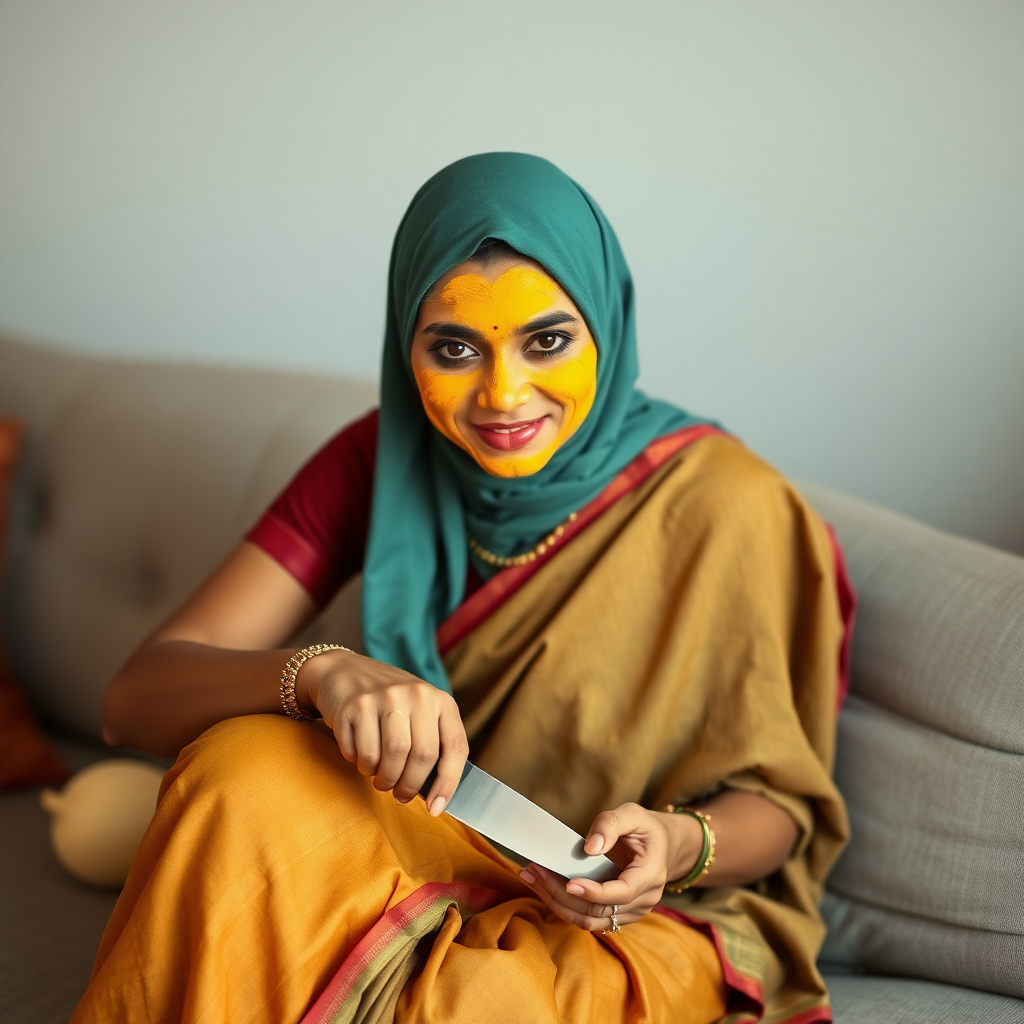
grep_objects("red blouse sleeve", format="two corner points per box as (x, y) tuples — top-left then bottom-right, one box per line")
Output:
(245, 409), (378, 606)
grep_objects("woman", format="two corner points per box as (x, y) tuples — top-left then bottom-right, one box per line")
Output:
(75, 153), (852, 1024)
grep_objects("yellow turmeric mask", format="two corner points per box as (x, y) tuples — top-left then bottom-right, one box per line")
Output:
(410, 258), (598, 477)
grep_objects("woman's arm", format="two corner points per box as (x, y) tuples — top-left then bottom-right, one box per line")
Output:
(661, 788), (800, 888)
(101, 541), (469, 812)
(101, 542), (318, 757)
(521, 789), (799, 932)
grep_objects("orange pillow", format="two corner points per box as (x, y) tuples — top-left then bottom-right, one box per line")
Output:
(0, 418), (68, 788)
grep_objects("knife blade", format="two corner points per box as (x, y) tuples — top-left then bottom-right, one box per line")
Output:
(420, 762), (619, 882)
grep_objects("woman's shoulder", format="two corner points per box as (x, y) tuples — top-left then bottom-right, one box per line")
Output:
(245, 408), (380, 605)
(316, 407), (379, 467)
(264, 406), (380, 524)
(656, 431), (821, 536)
(658, 429), (790, 497)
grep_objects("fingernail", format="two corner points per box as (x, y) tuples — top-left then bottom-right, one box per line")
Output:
(567, 883), (585, 896)
(429, 796), (446, 817)
(586, 834), (605, 854)
(520, 869), (536, 884)
(394, 795), (411, 805)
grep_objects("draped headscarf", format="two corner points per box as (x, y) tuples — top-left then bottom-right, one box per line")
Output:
(362, 153), (710, 691)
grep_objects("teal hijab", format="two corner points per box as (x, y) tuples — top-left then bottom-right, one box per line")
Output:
(362, 153), (710, 692)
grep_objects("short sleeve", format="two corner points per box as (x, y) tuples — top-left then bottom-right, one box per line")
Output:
(245, 409), (378, 605)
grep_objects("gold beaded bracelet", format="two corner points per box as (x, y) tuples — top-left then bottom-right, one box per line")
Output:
(660, 806), (716, 893)
(279, 644), (349, 722)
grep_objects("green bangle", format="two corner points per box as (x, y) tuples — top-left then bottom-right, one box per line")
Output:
(660, 806), (716, 893)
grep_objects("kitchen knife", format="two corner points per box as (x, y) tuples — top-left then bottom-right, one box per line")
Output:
(420, 762), (619, 882)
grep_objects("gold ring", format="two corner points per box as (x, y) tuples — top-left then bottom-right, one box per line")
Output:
(602, 905), (621, 934)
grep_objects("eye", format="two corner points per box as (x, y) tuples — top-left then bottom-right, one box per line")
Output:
(430, 340), (480, 367)
(526, 332), (573, 357)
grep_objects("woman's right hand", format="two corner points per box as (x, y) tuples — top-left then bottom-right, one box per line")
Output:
(297, 648), (470, 816)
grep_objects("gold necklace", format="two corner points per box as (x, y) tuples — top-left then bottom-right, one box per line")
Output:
(467, 511), (578, 569)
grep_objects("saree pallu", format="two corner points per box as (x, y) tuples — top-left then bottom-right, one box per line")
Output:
(72, 432), (848, 1024)
(441, 432), (850, 1024)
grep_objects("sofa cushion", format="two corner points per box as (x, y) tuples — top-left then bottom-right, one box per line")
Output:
(823, 973), (1024, 1024)
(0, 336), (375, 740)
(802, 483), (1024, 999)
(804, 485), (1024, 753)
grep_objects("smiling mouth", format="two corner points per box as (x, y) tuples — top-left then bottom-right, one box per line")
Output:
(471, 417), (548, 452)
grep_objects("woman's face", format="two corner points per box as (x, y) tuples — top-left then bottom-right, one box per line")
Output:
(410, 256), (598, 478)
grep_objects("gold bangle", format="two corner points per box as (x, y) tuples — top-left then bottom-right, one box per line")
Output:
(279, 644), (349, 722)
(661, 806), (716, 893)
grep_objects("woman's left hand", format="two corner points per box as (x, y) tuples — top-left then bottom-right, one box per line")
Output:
(519, 802), (689, 933)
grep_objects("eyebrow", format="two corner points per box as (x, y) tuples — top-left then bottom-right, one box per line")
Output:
(420, 322), (486, 341)
(519, 311), (579, 334)
(421, 311), (579, 341)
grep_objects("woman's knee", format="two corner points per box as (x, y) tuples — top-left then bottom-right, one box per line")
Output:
(164, 714), (340, 804)
(154, 714), (391, 864)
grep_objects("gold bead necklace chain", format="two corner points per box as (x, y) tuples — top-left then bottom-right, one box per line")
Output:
(467, 511), (578, 569)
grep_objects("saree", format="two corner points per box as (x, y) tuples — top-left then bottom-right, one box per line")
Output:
(72, 428), (849, 1024)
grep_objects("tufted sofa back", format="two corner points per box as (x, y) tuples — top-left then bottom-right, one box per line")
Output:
(801, 481), (1024, 1000)
(0, 335), (375, 738)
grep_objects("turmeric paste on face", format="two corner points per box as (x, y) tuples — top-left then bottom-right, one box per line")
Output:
(414, 266), (597, 477)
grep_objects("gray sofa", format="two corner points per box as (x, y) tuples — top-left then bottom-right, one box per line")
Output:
(1, 335), (1021, 1023)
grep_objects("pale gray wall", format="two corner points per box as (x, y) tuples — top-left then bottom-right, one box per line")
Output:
(2, 1), (1023, 553)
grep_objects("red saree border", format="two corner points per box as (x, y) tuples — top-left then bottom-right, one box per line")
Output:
(303, 882), (832, 1024)
(436, 424), (726, 656)
(652, 908), (832, 1024)
(300, 881), (498, 1024)
(780, 1008), (834, 1024)
(825, 524), (856, 713)
(652, 906), (766, 1019)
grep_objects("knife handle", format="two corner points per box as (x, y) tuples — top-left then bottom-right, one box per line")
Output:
(418, 761), (473, 801)
(418, 766), (438, 800)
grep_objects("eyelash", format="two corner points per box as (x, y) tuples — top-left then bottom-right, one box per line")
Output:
(529, 332), (574, 358)
(429, 332), (574, 369)
(430, 342), (478, 369)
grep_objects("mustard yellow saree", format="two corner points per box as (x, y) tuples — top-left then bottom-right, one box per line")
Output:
(73, 429), (850, 1024)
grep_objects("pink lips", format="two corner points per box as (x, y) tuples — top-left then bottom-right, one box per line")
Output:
(472, 417), (547, 451)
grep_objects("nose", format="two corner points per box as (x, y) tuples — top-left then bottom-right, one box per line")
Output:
(478, 353), (531, 412)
